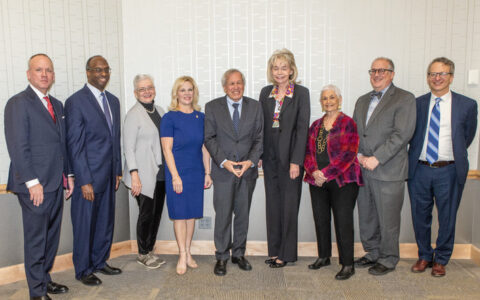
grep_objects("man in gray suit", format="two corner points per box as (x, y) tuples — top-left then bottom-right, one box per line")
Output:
(204, 69), (263, 276)
(352, 57), (416, 275)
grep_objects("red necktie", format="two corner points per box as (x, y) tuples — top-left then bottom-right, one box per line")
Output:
(43, 96), (56, 123)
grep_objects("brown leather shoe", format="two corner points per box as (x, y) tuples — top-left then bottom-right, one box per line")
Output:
(431, 262), (446, 277)
(411, 259), (432, 273)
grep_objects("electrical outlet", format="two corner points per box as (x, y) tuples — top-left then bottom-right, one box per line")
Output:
(198, 216), (212, 229)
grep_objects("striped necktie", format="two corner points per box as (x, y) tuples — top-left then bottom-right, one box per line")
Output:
(100, 92), (113, 135)
(426, 97), (441, 164)
(43, 96), (56, 123)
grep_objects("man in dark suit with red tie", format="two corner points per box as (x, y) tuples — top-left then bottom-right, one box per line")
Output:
(408, 57), (477, 277)
(65, 56), (122, 286)
(4, 53), (73, 300)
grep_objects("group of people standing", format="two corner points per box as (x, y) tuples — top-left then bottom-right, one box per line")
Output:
(4, 49), (477, 300)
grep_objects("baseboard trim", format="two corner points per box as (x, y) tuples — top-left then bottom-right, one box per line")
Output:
(0, 240), (475, 286)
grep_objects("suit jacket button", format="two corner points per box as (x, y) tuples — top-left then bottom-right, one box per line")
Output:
(363, 134), (367, 137)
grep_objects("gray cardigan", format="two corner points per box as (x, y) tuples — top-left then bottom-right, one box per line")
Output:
(122, 102), (165, 198)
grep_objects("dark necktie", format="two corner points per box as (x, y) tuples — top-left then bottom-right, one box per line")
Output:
(101, 92), (113, 135)
(371, 91), (382, 99)
(232, 103), (240, 134)
(43, 96), (56, 123)
(426, 97), (441, 164)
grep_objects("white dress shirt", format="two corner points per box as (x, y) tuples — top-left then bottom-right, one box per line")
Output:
(419, 90), (454, 161)
(86, 83), (113, 124)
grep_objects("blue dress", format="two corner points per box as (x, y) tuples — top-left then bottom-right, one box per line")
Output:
(160, 110), (205, 219)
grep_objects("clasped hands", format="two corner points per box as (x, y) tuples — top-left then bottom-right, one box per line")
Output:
(358, 155), (379, 171)
(312, 170), (327, 187)
(223, 160), (253, 178)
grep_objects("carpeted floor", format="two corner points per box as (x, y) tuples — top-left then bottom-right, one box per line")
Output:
(2, 255), (480, 299)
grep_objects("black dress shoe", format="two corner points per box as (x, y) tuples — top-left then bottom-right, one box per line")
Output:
(335, 265), (355, 280)
(79, 273), (102, 286)
(232, 256), (252, 271)
(269, 260), (287, 268)
(214, 260), (227, 276)
(265, 257), (276, 265)
(31, 295), (51, 300)
(308, 257), (331, 270)
(96, 263), (122, 275)
(47, 281), (69, 294)
(354, 256), (376, 268)
(368, 263), (395, 275)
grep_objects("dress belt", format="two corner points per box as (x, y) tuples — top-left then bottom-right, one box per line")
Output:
(418, 160), (455, 168)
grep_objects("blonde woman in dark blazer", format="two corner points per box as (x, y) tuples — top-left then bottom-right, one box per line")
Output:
(123, 74), (166, 269)
(259, 49), (311, 267)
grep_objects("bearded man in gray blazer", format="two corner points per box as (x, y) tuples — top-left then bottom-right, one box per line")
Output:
(204, 69), (263, 276)
(352, 57), (416, 275)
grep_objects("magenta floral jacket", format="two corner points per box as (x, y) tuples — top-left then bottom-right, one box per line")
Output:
(304, 112), (363, 187)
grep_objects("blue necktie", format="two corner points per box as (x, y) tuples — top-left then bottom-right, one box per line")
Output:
(101, 92), (113, 135)
(426, 97), (441, 164)
(232, 103), (240, 134)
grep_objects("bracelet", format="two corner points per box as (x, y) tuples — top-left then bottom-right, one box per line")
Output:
(205, 173), (211, 175)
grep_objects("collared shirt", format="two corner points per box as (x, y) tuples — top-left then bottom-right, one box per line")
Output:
(269, 83), (295, 128)
(86, 83), (113, 124)
(366, 84), (391, 124)
(419, 90), (454, 161)
(226, 96), (243, 119)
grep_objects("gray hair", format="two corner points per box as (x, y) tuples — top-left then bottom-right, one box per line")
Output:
(321, 84), (342, 99)
(428, 57), (455, 75)
(373, 57), (395, 71)
(221, 69), (245, 87)
(133, 74), (155, 90)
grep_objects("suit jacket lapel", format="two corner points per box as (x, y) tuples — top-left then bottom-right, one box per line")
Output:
(366, 85), (395, 129)
(451, 92), (459, 141)
(238, 98), (250, 136)
(26, 86), (58, 132)
(418, 93), (431, 142)
(220, 97), (237, 137)
(84, 85), (111, 134)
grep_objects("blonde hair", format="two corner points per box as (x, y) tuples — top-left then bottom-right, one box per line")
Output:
(266, 48), (299, 85)
(168, 76), (201, 111)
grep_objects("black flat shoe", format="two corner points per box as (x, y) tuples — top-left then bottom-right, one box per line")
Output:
(269, 260), (287, 268)
(308, 257), (331, 270)
(354, 256), (376, 268)
(79, 273), (102, 286)
(96, 263), (122, 275)
(232, 256), (252, 271)
(335, 265), (355, 280)
(47, 281), (69, 294)
(265, 257), (277, 265)
(214, 260), (227, 276)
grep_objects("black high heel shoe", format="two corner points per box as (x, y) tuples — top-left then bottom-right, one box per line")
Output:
(335, 265), (355, 280)
(265, 257), (277, 265)
(308, 257), (331, 270)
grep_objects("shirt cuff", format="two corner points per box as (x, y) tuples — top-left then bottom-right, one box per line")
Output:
(220, 159), (227, 168)
(25, 178), (40, 188)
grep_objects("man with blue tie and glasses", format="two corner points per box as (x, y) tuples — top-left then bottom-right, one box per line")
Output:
(65, 56), (123, 286)
(408, 57), (477, 277)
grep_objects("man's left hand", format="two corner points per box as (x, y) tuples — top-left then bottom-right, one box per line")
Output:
(115, 176), (121, 191)
(65, 177), (75, 200)
(289, 163), (300, 179)
(236, 160), (254, 177)
(364, 156), (379, 171)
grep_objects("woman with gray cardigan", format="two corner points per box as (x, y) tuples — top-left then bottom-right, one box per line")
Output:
(123, 74), (166, 269)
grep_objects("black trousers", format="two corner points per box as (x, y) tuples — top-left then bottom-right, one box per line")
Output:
(309, 181), (358, 266)
(136, 181), (165, 255)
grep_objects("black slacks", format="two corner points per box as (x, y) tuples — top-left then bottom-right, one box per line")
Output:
(309, 181), (358, 266)
(136, 180), (165, 255)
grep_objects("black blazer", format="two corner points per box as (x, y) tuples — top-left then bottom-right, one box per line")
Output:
(259, 84), (310, 168)
(5, 86), (69, 193)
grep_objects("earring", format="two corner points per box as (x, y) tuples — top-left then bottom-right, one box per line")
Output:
(338, 104), (342, 110)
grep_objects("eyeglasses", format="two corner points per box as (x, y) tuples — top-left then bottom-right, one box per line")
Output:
(368, 68), (393, 75)
(427, 72), (452, 78)
(136, 86), (155, 93)
(87, 67), (112, 74)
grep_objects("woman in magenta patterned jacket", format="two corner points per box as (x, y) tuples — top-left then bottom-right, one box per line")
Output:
(304, 84), (363, 280)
